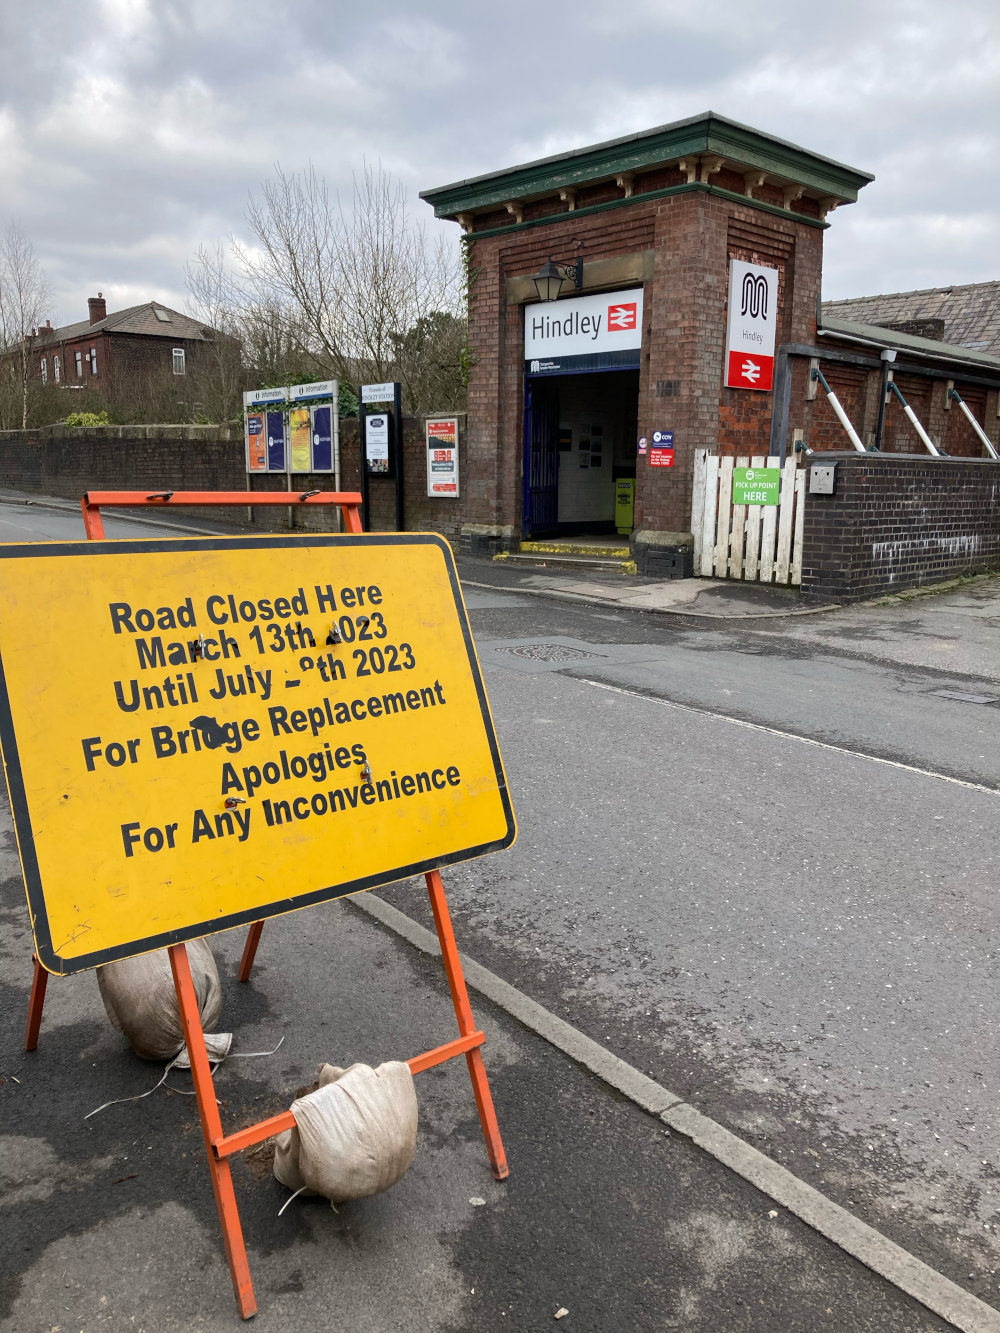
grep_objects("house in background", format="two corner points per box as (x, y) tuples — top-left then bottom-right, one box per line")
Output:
(32, 293), (222, 404)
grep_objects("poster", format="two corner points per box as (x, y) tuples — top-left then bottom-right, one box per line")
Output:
(265, 410), (286, 472)
(426, 417), (460, 497)
(366, 413), (390, 475)
(246, 413), (266, 472)
(311, 404), (333, 472)
(289, 406), (311, 472)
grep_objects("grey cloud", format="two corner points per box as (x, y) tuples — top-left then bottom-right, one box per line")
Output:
(0, 0), (996, 321)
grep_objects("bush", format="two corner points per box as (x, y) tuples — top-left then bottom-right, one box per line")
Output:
(65, 410), (110, 427)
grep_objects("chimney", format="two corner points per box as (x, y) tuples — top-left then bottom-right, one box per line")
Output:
(88, 292), (107, 325)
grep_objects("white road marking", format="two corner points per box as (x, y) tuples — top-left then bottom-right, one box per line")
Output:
(578, 676), (1000, 796)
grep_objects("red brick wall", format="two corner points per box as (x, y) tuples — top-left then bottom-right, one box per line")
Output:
(466, 191), (825, 539)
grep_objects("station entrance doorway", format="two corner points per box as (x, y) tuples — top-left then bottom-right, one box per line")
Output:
(523, 368), (639, 539)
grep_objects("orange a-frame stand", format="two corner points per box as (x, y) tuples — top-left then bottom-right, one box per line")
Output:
(22, 489), (509, 1321)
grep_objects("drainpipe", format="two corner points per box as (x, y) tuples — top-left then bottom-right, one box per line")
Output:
(810, 368), (867, 452)
(948, 387), (999, 459)
(873, 348), (895, 452)
(887, 380), (941, 456)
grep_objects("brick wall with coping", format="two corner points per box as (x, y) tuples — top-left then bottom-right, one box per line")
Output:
(0, 418), (466, 538)
(801, 451), (1000, 602)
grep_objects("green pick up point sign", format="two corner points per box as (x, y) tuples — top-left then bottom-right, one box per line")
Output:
(732, 467), (780, 506)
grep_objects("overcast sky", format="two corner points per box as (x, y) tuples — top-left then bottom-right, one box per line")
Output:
(1, 0), (997, 326)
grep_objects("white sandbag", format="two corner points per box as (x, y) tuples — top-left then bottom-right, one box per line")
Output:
(97, 938), (222, 1061)
(274, 1061), (418, 1203)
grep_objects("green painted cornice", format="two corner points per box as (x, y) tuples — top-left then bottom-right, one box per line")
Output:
(458, 180), (829, 243)
(421, 111), (873, 220)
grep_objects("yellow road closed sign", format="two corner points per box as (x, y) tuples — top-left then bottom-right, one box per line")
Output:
(0, 534), (516, 974)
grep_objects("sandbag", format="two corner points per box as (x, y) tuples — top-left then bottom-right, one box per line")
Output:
(274, 1061), (418, 1203)
(97, 938), (222, 1061)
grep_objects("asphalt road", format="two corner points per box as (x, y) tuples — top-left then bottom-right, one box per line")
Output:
(1, 501), (997, 1329)
(382, 571), (1000, 1301)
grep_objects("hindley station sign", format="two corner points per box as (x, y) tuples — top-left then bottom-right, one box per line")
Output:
(525, 287), (643, 375)
(0, 535), (515, 974)
(724, 260), (779, 392)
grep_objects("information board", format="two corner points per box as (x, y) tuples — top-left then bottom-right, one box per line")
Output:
(732, 466), (780, 505)
(0, 535), (516, 974)
(426, 417), (459, 496)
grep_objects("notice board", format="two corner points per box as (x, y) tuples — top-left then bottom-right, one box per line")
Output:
(0, 534), (515, 974)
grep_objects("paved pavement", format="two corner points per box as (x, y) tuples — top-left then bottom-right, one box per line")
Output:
(2, 499), (999, 1330)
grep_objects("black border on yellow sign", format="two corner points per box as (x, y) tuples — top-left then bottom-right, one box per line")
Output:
(0, 533), (516, 975)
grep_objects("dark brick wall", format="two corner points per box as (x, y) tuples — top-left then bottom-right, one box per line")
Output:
(0, 417), (465, 538)
(801, 452), (1000, 602)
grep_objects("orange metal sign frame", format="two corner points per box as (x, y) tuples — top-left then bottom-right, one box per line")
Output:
(21, 489), (509, 1322)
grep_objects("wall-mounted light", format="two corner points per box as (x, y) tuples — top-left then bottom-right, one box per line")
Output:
(531, 257), (584, 303)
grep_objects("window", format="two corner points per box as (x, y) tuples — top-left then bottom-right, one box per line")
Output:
(75, 351), (83, 377)
(40, 358), (47, 384)
(153, 306), (172, 323)
(89, 346), (98, 375)
(53, 356), (61, 383)
(172, 347), (186, 375)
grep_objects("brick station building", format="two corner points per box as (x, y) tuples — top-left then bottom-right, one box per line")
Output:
(421, 112), (1000, 575)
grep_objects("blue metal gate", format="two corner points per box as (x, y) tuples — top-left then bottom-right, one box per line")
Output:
(522, 377), (560, 537)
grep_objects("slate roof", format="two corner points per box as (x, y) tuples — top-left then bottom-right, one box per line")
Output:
(822, 282), (1000, 359)
(38, 302), (214, 344)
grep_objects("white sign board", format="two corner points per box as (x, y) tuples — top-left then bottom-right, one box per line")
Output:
(289, 379), (337, 401)
(243, 387), (287, 407)
(725, 260), (779, 391)
(426, 417), (459, 497)
(365, 412), (390, 474)
(361, 382), (396, 404)
(524, 288), (643, 372)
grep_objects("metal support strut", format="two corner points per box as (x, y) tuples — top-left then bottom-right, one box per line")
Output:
(948, 388), (999, 460)
(887, 381), (942, 456)
(810, 369), (867, 452)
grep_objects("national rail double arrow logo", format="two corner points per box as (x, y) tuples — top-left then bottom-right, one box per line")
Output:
(741, 358), (761, 384)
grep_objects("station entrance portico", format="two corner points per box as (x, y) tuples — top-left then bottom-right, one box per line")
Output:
(421, 111), (876, 572)
(524, 368), (639, 538)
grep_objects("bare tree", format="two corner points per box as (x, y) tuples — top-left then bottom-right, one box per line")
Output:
(0, 222), (52, 429)
(233, 162), (463, 410)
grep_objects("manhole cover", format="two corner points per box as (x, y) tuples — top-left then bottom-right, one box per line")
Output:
(931, 689), (1000, 705)
(494, 643), (603, 662)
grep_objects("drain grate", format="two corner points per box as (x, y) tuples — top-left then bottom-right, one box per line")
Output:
(494, 642), (603, 662)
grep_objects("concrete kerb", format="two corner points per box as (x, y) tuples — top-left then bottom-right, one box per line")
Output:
(461, 577), (842, 621)
(353, 890), (1000, 1333)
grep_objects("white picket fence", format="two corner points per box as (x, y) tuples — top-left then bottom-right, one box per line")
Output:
(691, 451), (805, 585)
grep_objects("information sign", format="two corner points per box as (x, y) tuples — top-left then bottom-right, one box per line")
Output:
(365, 413), (390, 474)
(244, 389), (288, 474)
(0, 535), (516, 974)
(732, 466), (780, 505)
(648, 429), (675, 468)
(426, 417), (459, 496)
